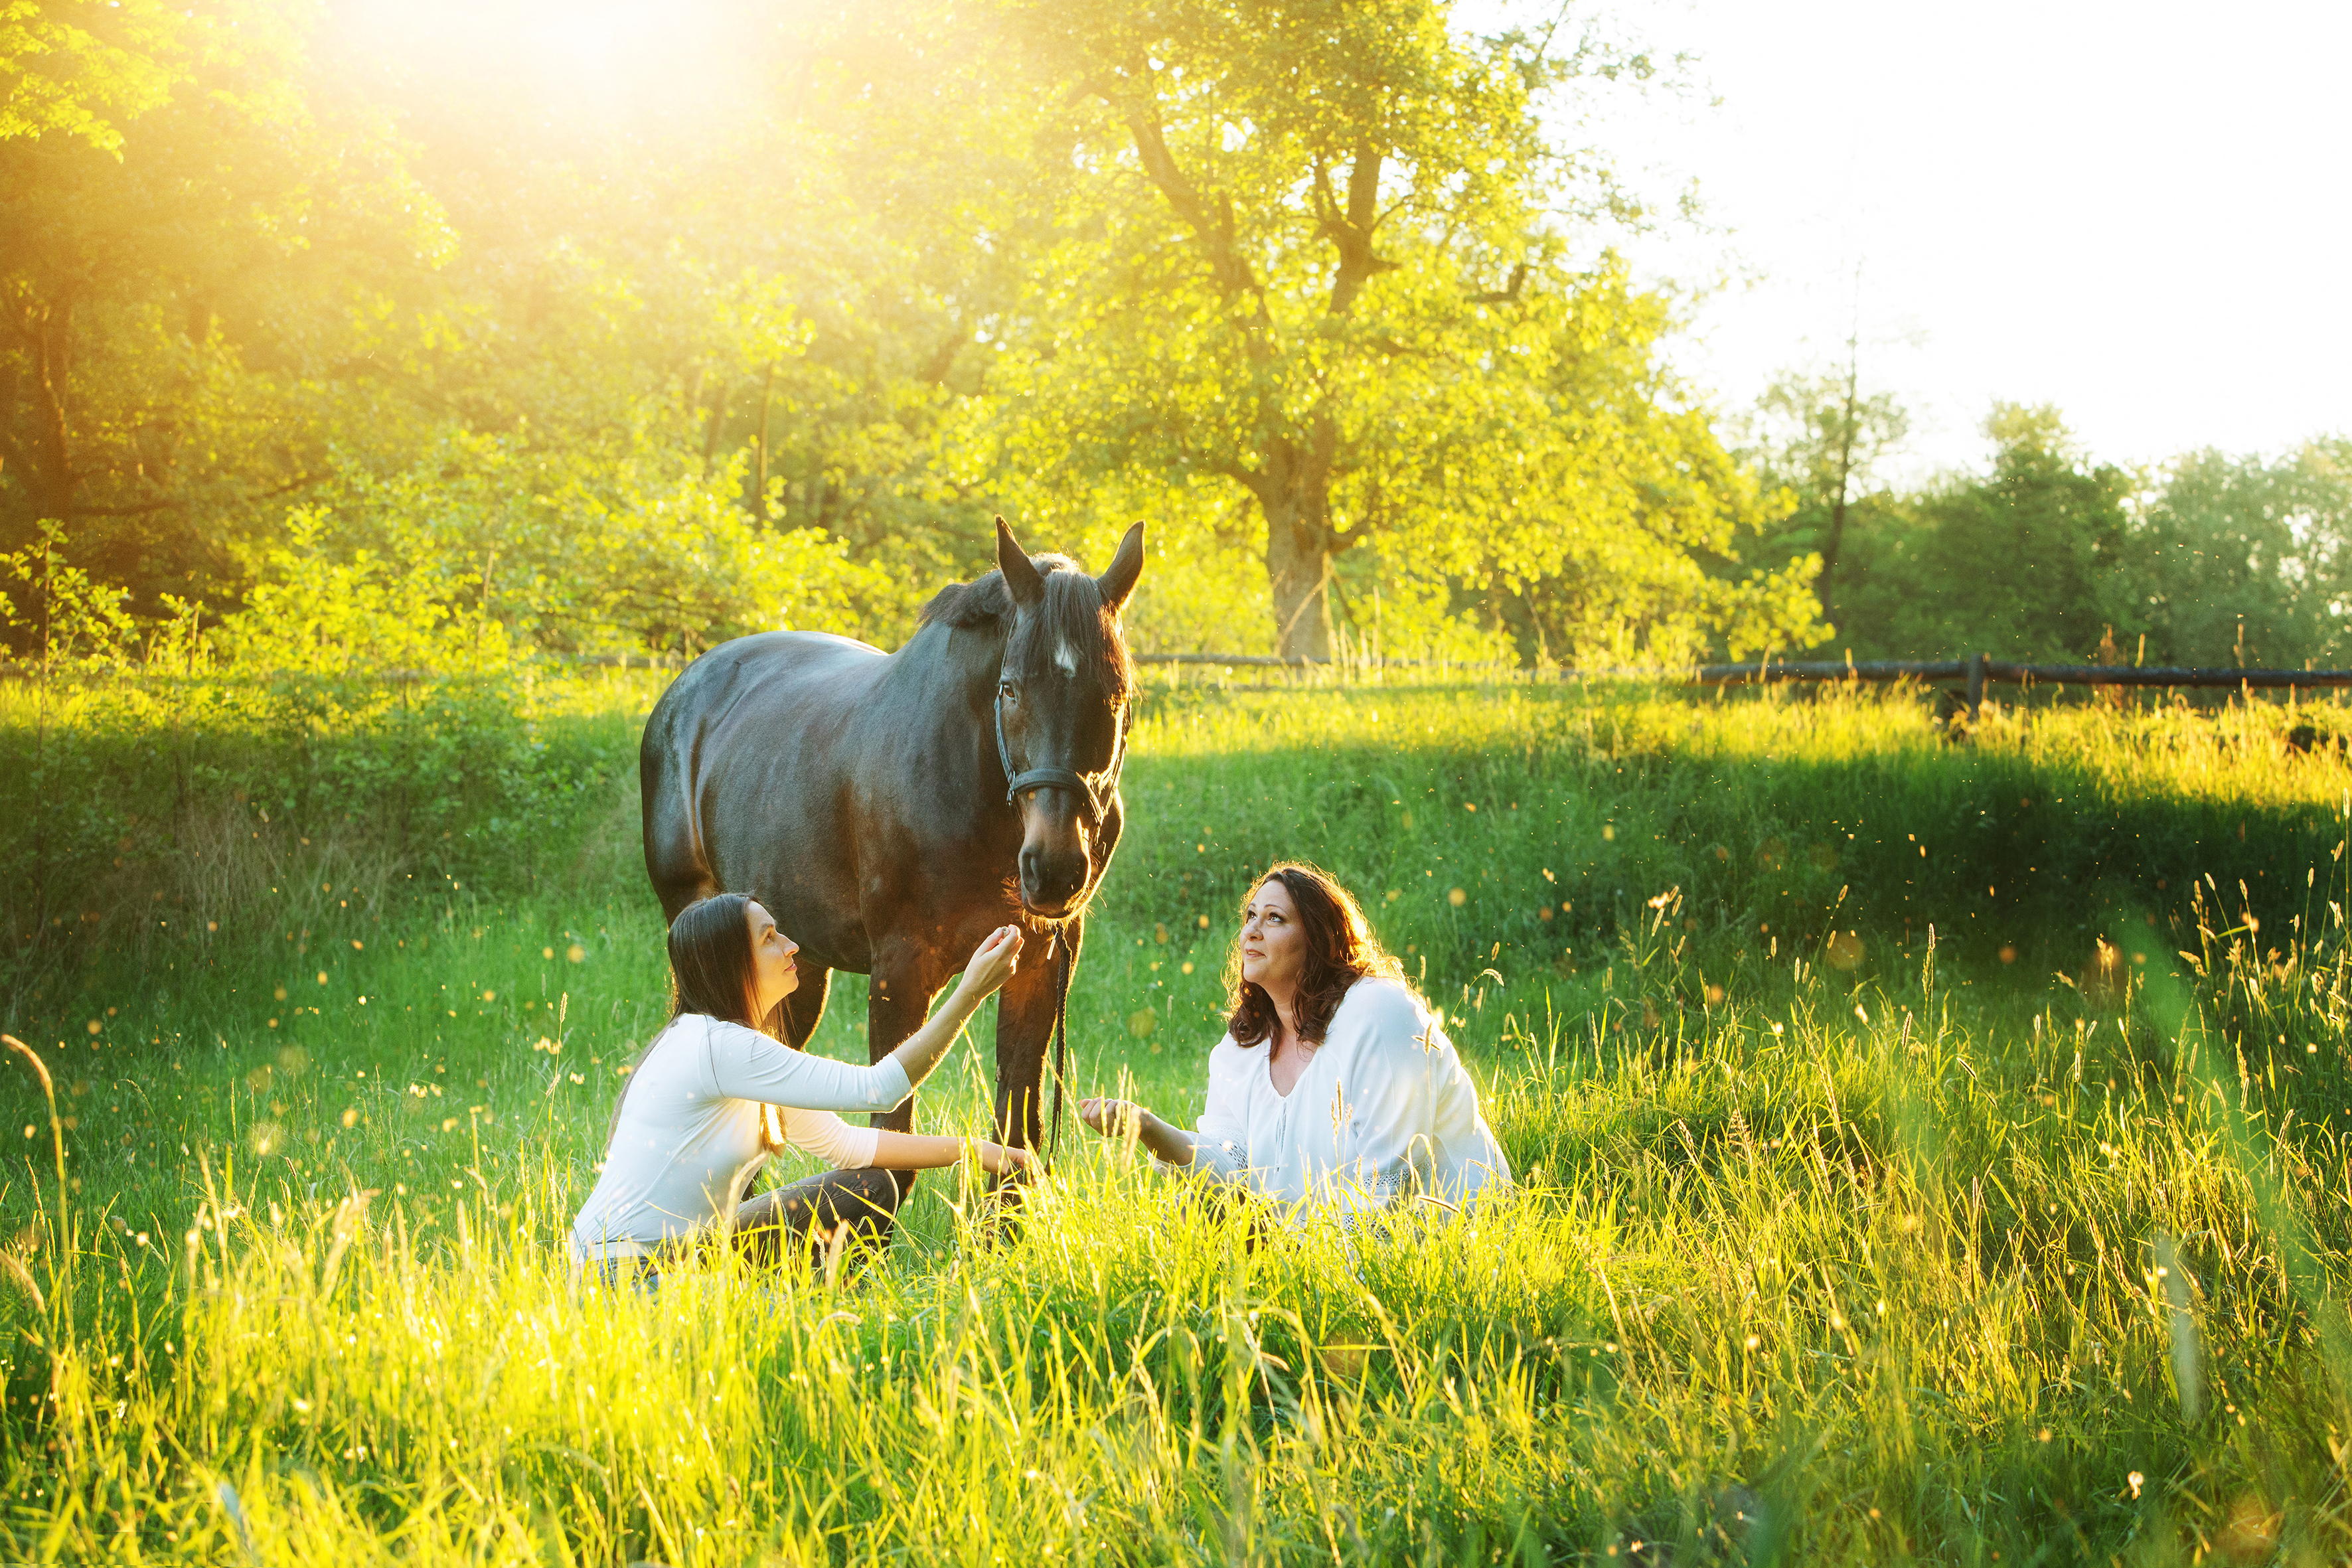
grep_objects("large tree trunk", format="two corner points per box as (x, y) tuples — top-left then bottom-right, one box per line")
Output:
(1262, 490), (1333, 663)
(1249, 430), (1338, 661)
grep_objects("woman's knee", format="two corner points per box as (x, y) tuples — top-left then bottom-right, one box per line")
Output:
(734, 1169), (904, 1265)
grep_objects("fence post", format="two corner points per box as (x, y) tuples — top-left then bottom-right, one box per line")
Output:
(1966, 651), (1986, 719)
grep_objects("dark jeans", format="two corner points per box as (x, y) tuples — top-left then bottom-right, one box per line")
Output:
(583, 1168), (907, 1293)
(732, 1165), (907, 1271)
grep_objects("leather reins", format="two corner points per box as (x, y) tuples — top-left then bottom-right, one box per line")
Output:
(992, 674), (1126, 1164)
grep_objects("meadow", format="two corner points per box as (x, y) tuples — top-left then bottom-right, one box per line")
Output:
(4, 672), (2352, 1564)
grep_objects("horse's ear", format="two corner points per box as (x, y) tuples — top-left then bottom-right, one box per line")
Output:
(996, 516), (1045, 608)
(1097, 522), (1145, 616)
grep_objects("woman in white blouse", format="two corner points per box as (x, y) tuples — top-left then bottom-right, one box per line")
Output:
(572, 892), (1030, 1281)
(1077, 863), (1510, 1223)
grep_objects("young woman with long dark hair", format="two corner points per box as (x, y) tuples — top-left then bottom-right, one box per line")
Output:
(1077, 862), (1509, 1221)
(572, 892), (1028, 1278)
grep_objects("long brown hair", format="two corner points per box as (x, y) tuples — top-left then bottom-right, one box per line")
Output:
(604, 892), (778, 1156)
(665, 892), (771, 1036)
(1223, 863), (1403, 1048)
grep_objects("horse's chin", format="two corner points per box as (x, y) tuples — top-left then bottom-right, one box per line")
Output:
(1017, 886), (1095, 927)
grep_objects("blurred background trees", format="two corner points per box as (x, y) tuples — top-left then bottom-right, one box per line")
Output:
(1, 0), (2343, 671)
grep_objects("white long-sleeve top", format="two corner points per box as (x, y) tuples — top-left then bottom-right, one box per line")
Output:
(1160, 977), (1511, 1221)
(572, 1013), (912, 1260)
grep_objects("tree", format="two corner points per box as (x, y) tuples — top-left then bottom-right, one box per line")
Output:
(1835, 404), (2132, 661)
(1741, 356), (1909, 633)
(2125, 439), (2352, 667)
(296, 0), (1031, 648)
(0, 0), (449, 611)
(982, 0), (1817, 662)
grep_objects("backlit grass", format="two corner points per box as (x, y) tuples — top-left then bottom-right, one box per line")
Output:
(4, 675), (2352, 1563)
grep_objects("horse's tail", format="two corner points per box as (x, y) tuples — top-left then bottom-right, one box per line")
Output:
(640, 680), (718, 923)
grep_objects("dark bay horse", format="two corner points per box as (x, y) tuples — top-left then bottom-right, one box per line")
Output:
(639, 517), (1143, 1244)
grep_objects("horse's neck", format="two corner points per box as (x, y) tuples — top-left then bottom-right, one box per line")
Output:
(874, 621), (1000, 735)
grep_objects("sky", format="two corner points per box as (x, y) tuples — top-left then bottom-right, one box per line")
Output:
(1568, 0), (2352, 481)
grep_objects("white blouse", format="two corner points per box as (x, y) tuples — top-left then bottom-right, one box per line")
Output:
(572, 1014), (912, 1260)
(1162, 977), (1511, 1221)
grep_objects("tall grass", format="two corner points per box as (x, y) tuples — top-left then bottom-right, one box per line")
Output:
(3, 676), (2351, 1562)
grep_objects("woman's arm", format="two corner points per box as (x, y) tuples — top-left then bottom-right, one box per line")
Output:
(709, 928), (1025, 1113)
(868, 1130), (1032, 1177)
(768, 1105), (1031, 1177)
(1077, 1098), (1196, 1165)
(883, 925), (1024, 1092)
(1080, 1040), (1249, 1176)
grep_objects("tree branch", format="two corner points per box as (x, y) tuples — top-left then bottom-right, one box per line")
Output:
(1319, 146), (1396, 317)
(1468, 262), (1529, 305)
(1111, 76), (1263, 308)
(72, 471), (326, 519)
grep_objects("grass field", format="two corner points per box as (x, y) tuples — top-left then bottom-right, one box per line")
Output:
(5, 675), (2352, 1563)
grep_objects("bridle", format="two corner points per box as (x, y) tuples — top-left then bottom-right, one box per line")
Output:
(992, 672), (1127, 824)
(990, 663), (1128, 1166)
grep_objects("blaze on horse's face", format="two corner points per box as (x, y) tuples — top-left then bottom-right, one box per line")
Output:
(993, 518), (1143, 917)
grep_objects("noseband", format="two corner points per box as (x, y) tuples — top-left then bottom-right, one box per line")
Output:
(994, 676), (1126, 824)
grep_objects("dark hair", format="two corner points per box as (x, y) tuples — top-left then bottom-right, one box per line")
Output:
(603, 892), (775, 1158)
(919, 556), (1135, 700)
(1223, 863), (1404, 1048)
(666, 892), (771, 1036)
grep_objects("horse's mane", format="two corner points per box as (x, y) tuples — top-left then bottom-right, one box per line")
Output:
(919, 557), (1134, 700)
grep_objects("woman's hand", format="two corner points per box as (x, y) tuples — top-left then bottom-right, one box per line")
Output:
(958, 925), (1024, 1000)
(975, 1141), (1033, 1178)
(1079, 1097), (1193, 1165)
(1077, 1097), (1138, 1139)
(887, 926), (1026, 1092)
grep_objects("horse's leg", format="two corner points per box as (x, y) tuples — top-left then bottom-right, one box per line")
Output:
(738, 944), (943, 1265)
(861, 942), (951, 1207)
(992, 917), (1083, 1160)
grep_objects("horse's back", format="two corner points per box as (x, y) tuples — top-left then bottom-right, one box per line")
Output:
(640, 632), (890, 918)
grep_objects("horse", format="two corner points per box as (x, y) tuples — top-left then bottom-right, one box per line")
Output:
(639, 516), (1144, 1247)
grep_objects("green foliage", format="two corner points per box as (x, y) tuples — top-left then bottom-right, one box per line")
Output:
(0, 0), (454, 601)
(0, 519), (139, 667)
(2124, 438), (2352, 668)
(0, 0), (185, 152)
(1834, 404), (2136, 661)
(0, 666), (653, 983)
(1745, 390), (2352, 667)
(6, 678), (2352, 1560)
(1736, 364), (1910, 635)
(977, 0), (1820, 663)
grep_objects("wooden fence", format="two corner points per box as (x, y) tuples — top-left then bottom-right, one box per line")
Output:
(1133, 651), (2352, 716)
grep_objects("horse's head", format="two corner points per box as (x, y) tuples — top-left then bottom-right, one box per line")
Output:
(923, 516), (1144, 919)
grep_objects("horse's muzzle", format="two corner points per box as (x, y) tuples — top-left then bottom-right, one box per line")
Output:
(1018, 840), (1091, 916)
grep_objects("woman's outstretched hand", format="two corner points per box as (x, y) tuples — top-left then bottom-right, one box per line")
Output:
(975, 1141), (1034, 1178)
(959, 925), (1024, 999)
(1079, 1097), (1194, 1166)
(887, 927), (1026, 1093)
(1077, 1097), (1138, 1139)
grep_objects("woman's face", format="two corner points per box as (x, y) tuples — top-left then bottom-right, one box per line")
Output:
(745, 900), (801, 1011)
(1239, 879), (1306, 1002)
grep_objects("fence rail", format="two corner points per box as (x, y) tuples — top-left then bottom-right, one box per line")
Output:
(1136, 650), (2352, 714)
(12, 650), (2347, 716)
